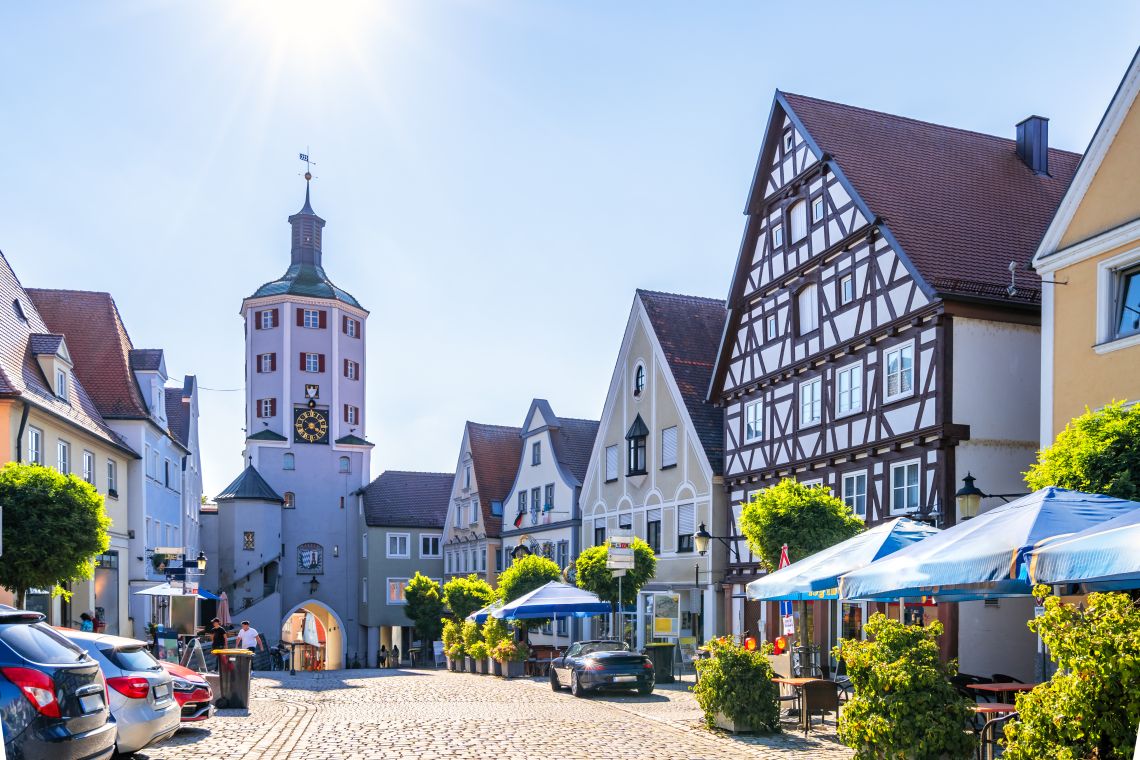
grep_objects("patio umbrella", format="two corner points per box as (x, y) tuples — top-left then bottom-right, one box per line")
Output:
(134, 582), (213, 599)
(493, 581), (611, 649)
(746, 518), (938, 601)
(838, 487), (1140, 601)
(217, 591), (231, 626)
(1027, 506), (1140, 588)
(467, 600), (504, 624)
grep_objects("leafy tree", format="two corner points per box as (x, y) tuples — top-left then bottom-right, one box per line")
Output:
(441, 573), (494, 621)
(496, 554), (561, 603)
(692, 636), (781, 732)
(574, 538), (657, 618)
(1003, 586), (1140, 759)
(0, 463), (110, 608)
(403, 573), (445, 644)
(836, 614), (976, 759)
(1025, 401), (1140, 500)
(740, 478), (863, 571)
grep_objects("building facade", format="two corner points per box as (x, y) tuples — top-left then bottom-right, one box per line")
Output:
(709, 92), (1079, 680)
(1034, 50), (1140, 444)
(212, 183), (372, 670)
(579, 290), (727, 648)
(359, 470), (451, 666)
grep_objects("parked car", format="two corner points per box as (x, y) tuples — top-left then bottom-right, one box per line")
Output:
(159, 661), (214, 724)
(59, 630), (180, 755)
(548, 640), (655, 697)
(0, 608), (116, 759)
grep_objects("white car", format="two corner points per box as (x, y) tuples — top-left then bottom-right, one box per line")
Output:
(61, 630), (181, 755)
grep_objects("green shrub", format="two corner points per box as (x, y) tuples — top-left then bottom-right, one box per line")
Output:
(1025, 400), (1140, 499)
(441, 619), (464, 659)
(691, 636), (781, 733)
(836, 614), (976, 759)
(468, 641), (489, 660)
(575, 539), (657, 615)
(497, 554), (561, 602)
(739, 478), (863, 571)
(482, 617), (509, 651)
(1003, 586), (1140, 759)
(442, 574), (495, 621)
(460, 620), (482, 653)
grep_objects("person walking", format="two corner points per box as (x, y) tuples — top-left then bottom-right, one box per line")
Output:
(78, 612), (94, 632)
(390, 644), (400, 669)
(234, 621), (263, 654)
(379, 644), (388, 669)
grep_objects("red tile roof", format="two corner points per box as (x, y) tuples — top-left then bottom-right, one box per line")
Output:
(467, 422), (523, 536)
(26, 289), (150, 419)
(361, 470), (454, 529)
(780, 92), (1081, 303)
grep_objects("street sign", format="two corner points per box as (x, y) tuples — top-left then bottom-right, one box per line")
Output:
(607, 532), (634, 570)
(154, 546), (184, 556)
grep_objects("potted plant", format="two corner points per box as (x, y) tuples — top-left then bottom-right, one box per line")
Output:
(692, 636), (781, 734)
(482, 617), (509, 677)
(492, 639), (529, 679)
(461, 621), (482, 674)
(469, 641), (489, 674)
(441, 619), (461, 671)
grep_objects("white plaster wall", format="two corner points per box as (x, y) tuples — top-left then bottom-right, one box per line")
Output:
(957, 597), (1039, 683)
(952, 317), (1040, 443)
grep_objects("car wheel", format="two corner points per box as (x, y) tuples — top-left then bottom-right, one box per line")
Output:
(549, 669), (561, 691)
(637, 683), (653, 696)
(570, 670), (586, 698)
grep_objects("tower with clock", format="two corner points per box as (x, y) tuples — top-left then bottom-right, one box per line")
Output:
(215, 169), (372, 670)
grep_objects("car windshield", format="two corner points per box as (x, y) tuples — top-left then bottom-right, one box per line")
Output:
(579, 642), (627, 656)
(106, 646), (162, 672)
(0, 622), (87, 664)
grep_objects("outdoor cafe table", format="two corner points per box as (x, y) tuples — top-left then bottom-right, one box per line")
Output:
(772, 677), (828, 732)
(968, 682), (1038, 702)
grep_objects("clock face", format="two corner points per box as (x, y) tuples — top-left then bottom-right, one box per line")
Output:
(294, 408), (329, 444)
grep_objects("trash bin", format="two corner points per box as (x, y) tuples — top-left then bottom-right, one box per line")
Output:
(642, 643), (676, 684)
(213, 649), (254, 708)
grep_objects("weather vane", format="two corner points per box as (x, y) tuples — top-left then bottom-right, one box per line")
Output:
(299, 148), (317, 182)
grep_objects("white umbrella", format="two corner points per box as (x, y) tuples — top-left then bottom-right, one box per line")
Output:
(135, 582), (207, 598)
(217, 591), (231, 626)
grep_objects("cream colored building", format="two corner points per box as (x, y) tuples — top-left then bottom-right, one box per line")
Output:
(1035, 48), (1140, 444)
(579, 290), (728, 647)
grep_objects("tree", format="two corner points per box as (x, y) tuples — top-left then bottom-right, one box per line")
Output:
(574, 538), (657, 618)
(740, 478), (863, 571)
(0, 463), (110, 608)
(1003, 586), (1140, 759)
(496, 554), (561, 603)
(403, 573), (445, 644)
(441, 574), (494, 621)
(1025, 401), (1140, 500)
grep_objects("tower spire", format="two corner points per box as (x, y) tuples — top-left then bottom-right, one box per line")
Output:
(289, 150), (325, 267)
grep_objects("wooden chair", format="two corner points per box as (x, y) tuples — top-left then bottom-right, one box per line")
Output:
(979, 711), (1018, 760)
(800, 679), (841, 735)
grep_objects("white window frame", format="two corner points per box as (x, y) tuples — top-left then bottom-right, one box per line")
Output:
(812, 195), (825, 223)
(789, 200), (808, 242)
(420, 534), (442, 559)
(783, 130), (794, 152)
(106, 459), (117, 494)
(259, 310), (274, 329)
(799, 377), (821, 428)
(1095, 247), (1140, 352)
(345, 405), (358, 425)
(27, 427), (43, 465)
(604, 445), (618, 482)
(259, 353), (274, 373)
(469, 499), (478, 524)
(890, 460), (921, 515)
(82, 450), (95, 484)
(386, 578), (409, 605)
(797, 284), (819, 335)
(346, 318), (359, 338)
(836, 361), (864, 417)
(883, 341), (915, 403)
(386, 533), (410, 559)
(842, 471), (868, 521)
(304, 353), (320, 373)
(338, 456), (350, 473)
(346, 360), (358, 380)
(302, 309), (321, 329)
(765, 314), (777, 341)
(259, 398), (275, 418)
(55, 368), (68, 400)
(771, 222), (783, 249)
(660, 426), (678, 468)
(743, 399), (763, 443)
(57, 440), (70, 475)
(839, 274), (855, 305)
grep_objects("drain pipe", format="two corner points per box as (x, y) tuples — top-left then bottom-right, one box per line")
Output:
(14, 401), (29, 462)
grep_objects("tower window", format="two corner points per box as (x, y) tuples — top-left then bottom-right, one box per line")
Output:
(257, 309), (279, 330)
(302, 353), (324, 373)
(284, 491), (295, 509)
(257, 398), (277, 418)
(258, 353), (277, 373)
(344, 405), (360, 425)
(343, 317), (361, 337)
(339, 456), (350, 473)
(283, 453), (295, 470)
(344, 360), (359, 380)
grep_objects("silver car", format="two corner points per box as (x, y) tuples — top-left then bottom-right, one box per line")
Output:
(62, 630), (180, 755)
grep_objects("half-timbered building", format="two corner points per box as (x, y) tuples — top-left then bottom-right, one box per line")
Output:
(709, 92), (1080, 680)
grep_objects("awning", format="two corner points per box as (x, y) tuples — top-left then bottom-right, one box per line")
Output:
(134, 583), (214, 600)
(1027, 506), (1140, 588)
(746, 518), (938, 601)
(492, 581), (610, 620)
(838, 487), (1140, 601)
(466, 600), (504, 624)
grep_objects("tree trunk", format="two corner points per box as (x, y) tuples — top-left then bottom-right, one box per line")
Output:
(15, 588), (25, 609)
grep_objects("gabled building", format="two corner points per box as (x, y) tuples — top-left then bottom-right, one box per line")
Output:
(28, 288), (201, 640)
(1034, 49), (1140, 443)
(708, 92), (1079, 679)
(442, 422), (522, 586)
(579, 290), (727, 648)
(0, 253), (139, 634)
(358, 470), (452, 666)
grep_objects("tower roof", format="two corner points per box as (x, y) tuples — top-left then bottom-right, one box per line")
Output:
(216, 463), (284, 503)
(247, 183), (364, 310)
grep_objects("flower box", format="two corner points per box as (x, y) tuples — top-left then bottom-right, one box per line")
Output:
(491, 659), (503, 677)
(713, 711), (755, 734)
(474, 658), (487, 674)
(499, 660), (525, 678)
(465, 656), (475, 672)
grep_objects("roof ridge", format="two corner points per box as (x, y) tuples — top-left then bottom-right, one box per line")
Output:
(782, 91), (1082, 158)
(377, 470), (454, 477)
(636, 288), (725, 304)
(468, 422), (523, 432)
(558, 416), (600, 425)
(25, 287), (114, 297)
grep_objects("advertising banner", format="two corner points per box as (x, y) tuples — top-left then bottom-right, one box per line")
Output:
(652, 593), (680, 637)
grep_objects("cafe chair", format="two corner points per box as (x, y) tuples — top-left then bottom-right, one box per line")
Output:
(800, 679), (841, 735)
(978, 711), (1018, 760)
(990, 672), (1025, 684)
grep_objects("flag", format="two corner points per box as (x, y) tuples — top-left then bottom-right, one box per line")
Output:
(778, 544), (792, 618)
(513, 511), (524, 528)
(299, 153), (309, 162)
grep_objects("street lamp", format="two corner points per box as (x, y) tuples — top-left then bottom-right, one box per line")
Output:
(954, 473), (1027, 521)
(195, 551), (207, 572)
(309, 575), (320, 595)
(692, 523), (739, 562)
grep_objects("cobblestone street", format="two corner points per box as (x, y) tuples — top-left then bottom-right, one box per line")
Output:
(138, 668), (852, 759)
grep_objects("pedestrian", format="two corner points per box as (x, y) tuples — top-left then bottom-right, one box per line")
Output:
(390, 644), (399, 669)
(379, 644), (387, 668)
(235, 620), (263, 654)
(206, 617), (227, 652)
(79, 611), (94, 632)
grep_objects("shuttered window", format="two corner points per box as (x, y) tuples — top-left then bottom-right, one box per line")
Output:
(298, 308), (327, 329)
(256, 309), (278, 329)
(797, 284), (818, 334)
(661, 426), (678, 468)
(343, 316), (360, 337)
(789, 200), (808, 241)
(301, 353), (325, 373)
(344, 405), (359, 425)
(256, 398), (276, 418)
(258, 353), (276, 373)
(677, 504), (695, 553)
(604, 445), (618, 482)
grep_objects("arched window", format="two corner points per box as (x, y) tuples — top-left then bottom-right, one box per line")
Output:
(634, 365), (646, 396)
(339, 456), (350, 473)
(283, 453), (295, 470)
(284, 491), (295, 509)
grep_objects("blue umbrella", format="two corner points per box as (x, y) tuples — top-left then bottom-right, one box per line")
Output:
(466, 600), (503, 624)
(492, 581), (610, 620)
(1027, 507), (1140, 588)
(746, 518), (939, 601)
(839, 487), (1140, 601)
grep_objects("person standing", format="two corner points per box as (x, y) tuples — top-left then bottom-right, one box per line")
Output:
(234, 621), (263, 654)
(78, 612), (94, 632)
(379, 644), (388, 669)
(390, 644), (399, 669)
(206, 617), (227, 651)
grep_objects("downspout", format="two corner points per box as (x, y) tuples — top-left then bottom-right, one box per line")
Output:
(14, 401), (30, 462)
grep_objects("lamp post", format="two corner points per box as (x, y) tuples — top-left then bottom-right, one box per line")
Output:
(954, 473), (1028, 521)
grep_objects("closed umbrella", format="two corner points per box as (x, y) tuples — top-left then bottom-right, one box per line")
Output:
(217, 591), (231, 626)
(839, 487), (1140, 601)
(1028, 506), (1140, 588)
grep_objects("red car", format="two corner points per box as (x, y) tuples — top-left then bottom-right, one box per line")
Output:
(159, 662), (214, 723)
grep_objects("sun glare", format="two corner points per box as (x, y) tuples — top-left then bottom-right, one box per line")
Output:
(225, 0), (387, 65)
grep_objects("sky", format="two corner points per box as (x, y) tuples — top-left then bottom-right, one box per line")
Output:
(0, 2), (1138, 497)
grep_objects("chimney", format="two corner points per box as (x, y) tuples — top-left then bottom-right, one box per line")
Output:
(1016, 116), (1049, 175)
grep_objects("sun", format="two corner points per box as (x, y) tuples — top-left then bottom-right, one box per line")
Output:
(223, 0), (388, 66)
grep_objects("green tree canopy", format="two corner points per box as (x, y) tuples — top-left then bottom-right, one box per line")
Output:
(403, 573), (445, 644)
(574, 538), (656, 614)
(740, 478), (863, 571)
(441, 574), (494, 621)
(496, 554), (561, 603)
(0, 463), (111, 608)
(1025, 401), (1140, 500)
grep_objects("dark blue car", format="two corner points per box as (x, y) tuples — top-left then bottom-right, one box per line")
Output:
(549, 640), (654, 697)
(0, 609), (115, 760)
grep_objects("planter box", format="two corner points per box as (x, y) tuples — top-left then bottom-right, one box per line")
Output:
(474, 658), (487, 674)
(499, 660), (525, 678)
(446, 657), (455, 671)
(465, 657), (475, 672)
(713, 710), (755, 734)
(491, 659), (503, 677)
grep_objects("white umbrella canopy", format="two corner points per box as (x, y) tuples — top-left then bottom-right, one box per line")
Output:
(134, 582), (208, 598)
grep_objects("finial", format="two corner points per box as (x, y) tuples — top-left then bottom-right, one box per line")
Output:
(247, 454), (253, 467)
(299, 149), (317, 183)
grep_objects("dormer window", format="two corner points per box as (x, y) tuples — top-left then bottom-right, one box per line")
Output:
(625, 415), (649, 476)
(12, 299), (26, 322)
(634, 365), (646, 397)
(55, 369), (68, 401)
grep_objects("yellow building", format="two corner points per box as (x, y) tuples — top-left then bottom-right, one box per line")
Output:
(0, 252), (138, 632)
(1034, 49), (1140, 445)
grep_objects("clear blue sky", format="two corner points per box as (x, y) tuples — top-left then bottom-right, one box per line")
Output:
(1, 2), (1137, 496)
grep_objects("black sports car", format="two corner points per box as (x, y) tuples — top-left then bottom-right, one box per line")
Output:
(549, 640), (655, 697)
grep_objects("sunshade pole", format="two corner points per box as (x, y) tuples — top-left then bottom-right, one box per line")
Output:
(898, 597), (905, 622)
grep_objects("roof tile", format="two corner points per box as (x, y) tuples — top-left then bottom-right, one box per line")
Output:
(468, 422), (523, 536)
(361, 470), (453, 528)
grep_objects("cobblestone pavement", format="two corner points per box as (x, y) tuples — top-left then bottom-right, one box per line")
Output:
(137, 668), (852, 759)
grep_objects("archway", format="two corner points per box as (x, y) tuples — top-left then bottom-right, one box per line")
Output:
(281, 600), (346, 671)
